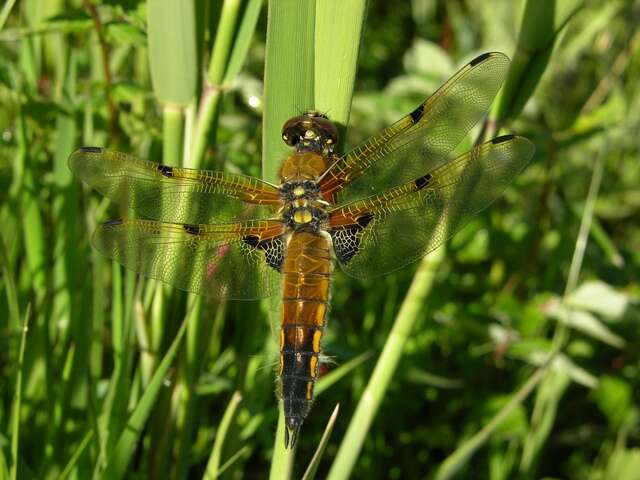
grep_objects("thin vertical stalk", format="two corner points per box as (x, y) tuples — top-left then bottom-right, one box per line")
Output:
(519, 147), (606, 473)
(327, 247), (444, 480)
(191, 0), (242, 168)
(0, 0), (17, 31)
(203, 391), (243, 479)
(10, 307), (30, 480)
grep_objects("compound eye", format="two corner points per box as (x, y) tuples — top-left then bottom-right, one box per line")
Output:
(282, 131), (299, 146)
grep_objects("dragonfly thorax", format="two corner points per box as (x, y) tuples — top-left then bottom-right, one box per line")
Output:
(281, 196), (328, 232)
(280, 179), (320, 201)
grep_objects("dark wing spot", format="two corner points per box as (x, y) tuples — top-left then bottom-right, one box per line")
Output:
(157, 164), (174, 177)
(469, 52), (492, 66)
(414, 174), (432, 190)
(356, 213), (374, 227)
(183, 224), (200, 235)
(243, 235), (285, 271)
(243, 235), (260, 247)
(79, 146), (103, 153)
(491, 134), (514, 144)
(409, 103), (425, 123)
(331, 215), (373, 264)
(103, 218), (124, 226)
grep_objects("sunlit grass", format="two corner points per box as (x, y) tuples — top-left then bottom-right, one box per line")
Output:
(1, 1), (639, 479)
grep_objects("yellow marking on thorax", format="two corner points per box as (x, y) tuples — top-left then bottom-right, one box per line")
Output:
(293, 209), (313, 224)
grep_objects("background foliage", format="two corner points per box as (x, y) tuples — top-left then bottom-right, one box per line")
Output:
(1, 0), (639, 479)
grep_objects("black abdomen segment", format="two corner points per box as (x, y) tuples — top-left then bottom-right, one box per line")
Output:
(279, 321), (324, 447)
(279, 231), (331, 447)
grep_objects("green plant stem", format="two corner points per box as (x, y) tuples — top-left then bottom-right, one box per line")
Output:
(302, 404), (340, 480)
(434, 365), (549, 480)
(0, 0), (17, 31)
(203, 391), (243, 479)
(191, 0), (242, 168)
(327, 246), (444, 480)
(314, 0), (367, 133)
(10, 306), (30, 480)
(262, 0), (315, 182)
(162, 106), (184, 167)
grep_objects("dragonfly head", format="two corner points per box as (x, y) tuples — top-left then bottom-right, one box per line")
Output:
(282, 111), (338, 155)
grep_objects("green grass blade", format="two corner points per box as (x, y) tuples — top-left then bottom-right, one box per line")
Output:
(10, 305), (30, 480)
(207, 0), (242, 85)
(489, 0), (584, 128)
(434, 366), (549, 480)
(314, 350), (372, 396)
(203, 391), (243, 480)
(191, 0), (244, 168)
(162, 106), (184, 167)
(314, 0), (367, 134)
(262, 0), (315, 182)
(100, 316), (189, 479)
(302, 404), (340, 480)
(0, 0), (17, 31)
(519, 369), (571, 472)
(147, 0), (197, 106)
(520, 147), (606, 474)
(327, 246), (444, 480)
(215, 446), (252, 478)
(0, 237), (21, 329)
(58, 430), (95, 480)
(223, 0), (263, 84)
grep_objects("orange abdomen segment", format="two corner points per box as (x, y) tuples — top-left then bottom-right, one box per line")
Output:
(279, 231), (331, 445)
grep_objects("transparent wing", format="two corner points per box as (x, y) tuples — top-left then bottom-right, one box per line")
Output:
(319, 52), (510, 204)
(92, 218), (286, 299)
(69, 147), (283, 223)
(326, 136), (534, 278)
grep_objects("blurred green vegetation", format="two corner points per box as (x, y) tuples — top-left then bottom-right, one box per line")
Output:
(1, 0), (640, 479)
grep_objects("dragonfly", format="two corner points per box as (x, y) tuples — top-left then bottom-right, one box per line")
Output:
(69, 52), (534, 448)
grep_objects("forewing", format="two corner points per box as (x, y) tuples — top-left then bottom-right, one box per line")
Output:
(69, 147), (282, 223)
(92, 218), (286, 299)
(327, 136), (534, 278)
(319, 52), (510, 203)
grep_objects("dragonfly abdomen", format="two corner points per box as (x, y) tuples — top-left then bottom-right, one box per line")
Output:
(279, 231), (331, 447)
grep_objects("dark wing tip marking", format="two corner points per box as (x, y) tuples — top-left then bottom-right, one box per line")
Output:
(183, 224), (201, 235)
(356, 212), (374, 227)
(157, 164), (174, 177)
(491, 134), (515, 144)
(469, 52), (493, 66)
(243, 235), (260, 247)
(409, 103), (425, 123)
(243, 235), (285, 272)
(103, 218), (124, 226)
(79, 146), (103, 153)
(414, 173), (432, 190)
(331, 213), (374, 264)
